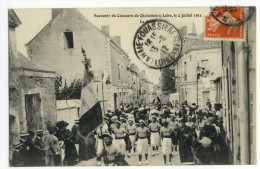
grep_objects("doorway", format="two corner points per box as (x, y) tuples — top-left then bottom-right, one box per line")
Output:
(113, 93), (117, 111)
(25, 94), (43, 131)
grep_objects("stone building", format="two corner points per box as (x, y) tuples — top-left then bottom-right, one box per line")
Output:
(139, 70), (154, 105)
(9, 9), (56, 161)
(219, 8), (256, 165)
(26, 8), (149, 112)
(160, 23), (200, 104)
(165, 24), (221, 106)
(173, 33), (221, 106)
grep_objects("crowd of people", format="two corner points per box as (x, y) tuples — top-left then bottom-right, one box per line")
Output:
(10, 100), (229, 166)
(10, 121), (80, 166)
(93, 101), (229, 166)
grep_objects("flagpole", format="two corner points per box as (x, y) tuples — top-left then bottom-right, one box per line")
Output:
(102, 76), (105, 116)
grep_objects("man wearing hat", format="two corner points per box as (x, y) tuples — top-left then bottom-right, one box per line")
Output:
(46, 124), (62, 166)
(95, 122), (110, 166)
(113, 121), (128, 156)
(185, 116), (195, 129)
(136, 119), (150, 165)
(119, 116), (127, 130)
(35, 130), (46, 166)
(26, 130), (46, 166)
(126, 119), (136, 157)
(170, 122), (180, 157)
(148, 116), (161, 156)
(160, 120), (173, 165)
(71, 119), (80, 157)
(110, 116), (118, 140)
(98, 133), (128, 166)
(55, 121), (69, 165)
(11, 140), (25, 166)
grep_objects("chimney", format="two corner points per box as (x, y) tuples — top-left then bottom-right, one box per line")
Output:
(101, 25), (110, 37)
(52, 8), (63, 20)
(182, 26), (187, 37)
(112, 36), (121, 47)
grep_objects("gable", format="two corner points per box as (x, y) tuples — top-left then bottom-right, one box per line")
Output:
(9, 9), (22, 27)
(26, 8), (107, 47)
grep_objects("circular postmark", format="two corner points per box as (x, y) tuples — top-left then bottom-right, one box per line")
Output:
(133, 19), (182, 69)
(210, 6), (255, 26)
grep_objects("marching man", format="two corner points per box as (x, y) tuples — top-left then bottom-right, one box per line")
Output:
(126, 119), (136, 157)
(136, 120), (150, 166)
(160, 120), (173, 165)
(110, 116), (118, 140)
(96, 122), (110, 166)
(149, 116), (161, 156)
(97, 133), (128, 166)
(113, 121), (128, 157)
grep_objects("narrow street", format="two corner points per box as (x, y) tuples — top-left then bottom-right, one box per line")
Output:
(76, 146), (183, 166)
(7, 7), (257, 167)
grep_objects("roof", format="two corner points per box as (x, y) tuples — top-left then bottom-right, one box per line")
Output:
(109, 39), (130, 60)
(184, 32), (221, 54)
(17, 51), (55, 72)
(26, 9), (132, 62)
(26, 9), (64, 46)
(140, 72), (153, 84)
(9, 9), (22, 27)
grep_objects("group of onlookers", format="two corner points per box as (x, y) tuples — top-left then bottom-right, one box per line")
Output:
(10, 120), (80, 166)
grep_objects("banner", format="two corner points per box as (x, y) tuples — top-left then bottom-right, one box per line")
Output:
(79, 48), (103, 137)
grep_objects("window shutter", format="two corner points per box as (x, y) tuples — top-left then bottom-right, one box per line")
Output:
(72, 32), (76, 48)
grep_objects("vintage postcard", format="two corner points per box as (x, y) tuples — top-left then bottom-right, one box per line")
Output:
(8, 7), (257, 166)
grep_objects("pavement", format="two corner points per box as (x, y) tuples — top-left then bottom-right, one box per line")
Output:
(76, 146), (184, 166)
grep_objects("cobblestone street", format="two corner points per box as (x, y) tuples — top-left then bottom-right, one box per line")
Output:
(76, 146), (183, 166)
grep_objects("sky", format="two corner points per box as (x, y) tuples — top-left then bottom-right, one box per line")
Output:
(14, 7), (210, 84)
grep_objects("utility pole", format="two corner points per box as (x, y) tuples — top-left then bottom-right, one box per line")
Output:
(197, 63), (199, 106)
(196, 63), (205, 107)
(101, 78), (105, 116)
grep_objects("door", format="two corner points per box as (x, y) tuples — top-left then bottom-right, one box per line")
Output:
(202, 91), (210, 107)
(25, 94), (42, 131)
(114, 93), (117, 111)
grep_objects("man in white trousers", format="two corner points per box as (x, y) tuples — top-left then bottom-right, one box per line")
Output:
(113, 121), (128, 157)
(160, 120), (173, 165)
(126, 120), (136, 157)
(149, 116), (161, 156)
(136, 120), (150, 166)
(96, 122), (110, 166)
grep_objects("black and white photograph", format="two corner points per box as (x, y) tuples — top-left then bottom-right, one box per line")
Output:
(4, 4), (258, 167)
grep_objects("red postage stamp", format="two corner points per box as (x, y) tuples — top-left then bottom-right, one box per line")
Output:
(205, 7), (245, 40)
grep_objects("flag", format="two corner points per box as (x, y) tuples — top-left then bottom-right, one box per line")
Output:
(201, 76), (210, 89)
(102, 71), (111, 84)
(79, 47), (103, 137)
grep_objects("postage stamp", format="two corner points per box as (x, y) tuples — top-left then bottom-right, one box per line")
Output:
(204, 7), (245, 40)
(133, 19), (182, 69)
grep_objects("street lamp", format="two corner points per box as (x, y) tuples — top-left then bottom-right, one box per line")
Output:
(196, 63), (205, 106)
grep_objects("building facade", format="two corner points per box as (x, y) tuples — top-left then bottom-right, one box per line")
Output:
(171, 32), (221, 107)
(219, 9), (256, 165)
(9, 9), (56, 161)
(26, 9), (151, 112)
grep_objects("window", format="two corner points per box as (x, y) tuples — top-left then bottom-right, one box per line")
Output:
(183, 62), (187, 81)
(201, 59), (209, 69)
(64, 32), (74, 49)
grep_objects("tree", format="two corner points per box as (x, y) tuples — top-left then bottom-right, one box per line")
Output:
(160, 67), (176, 94)
(55, 77), (83, 100)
